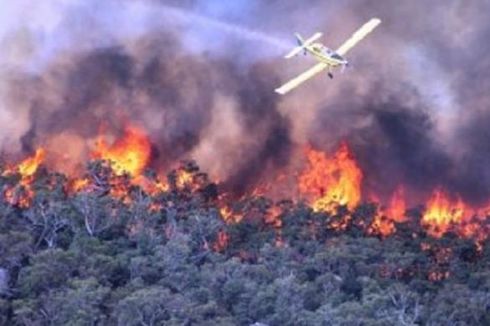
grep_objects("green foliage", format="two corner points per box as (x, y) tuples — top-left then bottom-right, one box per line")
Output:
(0, 163), (489, 325)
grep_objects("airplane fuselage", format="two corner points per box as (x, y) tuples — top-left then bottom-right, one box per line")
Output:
(306, 43), (347, 67)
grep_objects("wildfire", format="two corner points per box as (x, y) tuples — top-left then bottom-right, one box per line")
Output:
(298, 142), (363, 212)
(265, 205), (283, 229)
(175, 170), (195, 190)
(18, 148), (46, 177)
(0, 129), (489, 250)
(369, 186), (407, 237)
(79, 126), (160, 203)
(387, 186), (406, 222)
(369, 213), (396, 237)
(220, 206), (244, 224)
(69, 178), (90, 192)
(137, 177), (169, 196)
(3, 148), (46, 208)
(92, 126), (151, 176)
(422, 189), (471, 237)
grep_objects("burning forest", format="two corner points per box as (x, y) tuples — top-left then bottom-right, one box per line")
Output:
(2, 128), (489, 270)
(1, 1), (490, 325)
(3, 124), (490, 244)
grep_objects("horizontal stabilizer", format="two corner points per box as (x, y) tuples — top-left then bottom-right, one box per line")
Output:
(284, 32), (323, 59)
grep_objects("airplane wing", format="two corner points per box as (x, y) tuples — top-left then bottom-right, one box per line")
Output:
(275, 62), (328, 95)
(335, 18), (381, 57)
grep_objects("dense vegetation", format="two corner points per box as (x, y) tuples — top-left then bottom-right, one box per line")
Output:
(0, 161), (489, 325)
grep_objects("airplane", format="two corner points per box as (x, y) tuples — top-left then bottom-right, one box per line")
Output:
(275, 18), (381, 95)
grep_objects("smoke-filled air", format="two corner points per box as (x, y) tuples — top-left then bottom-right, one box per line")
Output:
(1, 1), (490, 324)
(2, 0), (490, 231)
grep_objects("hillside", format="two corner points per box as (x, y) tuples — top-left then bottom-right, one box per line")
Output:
(1, 156), (489, 325)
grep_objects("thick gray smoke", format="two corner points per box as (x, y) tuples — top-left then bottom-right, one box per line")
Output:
(1, 0), (490, 202)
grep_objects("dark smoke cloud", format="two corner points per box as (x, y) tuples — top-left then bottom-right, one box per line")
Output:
(2, 28), (290, 191)
(270, 0), (490, 204)
(1, 0), (490, 203)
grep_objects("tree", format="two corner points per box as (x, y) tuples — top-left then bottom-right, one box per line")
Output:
(72, 192), (114, 237)
(23, 201), (72, 249)
(16, 249), (77, 297)
(14, 277), (109, 326)
(114, 286), (191, 326)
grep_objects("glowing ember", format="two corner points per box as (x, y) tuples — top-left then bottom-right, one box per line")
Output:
(212, 230), (230, 252)
(4, 186), (34, 208)
(428, 270), (450, 282)
(220, 206), (244, 224)
(298, 142), (363, 212)
(69, 178), (90, 192)
(137, 177), (169, 195)
(108, 175), (134, 204)
(369, 213), (396, 237)
(328, 214), (352, 232)
(422, 189), (470, 237)
(265, 205), (283, 228)
(92, 126), (151, 176)
(456, 214), (488, 240)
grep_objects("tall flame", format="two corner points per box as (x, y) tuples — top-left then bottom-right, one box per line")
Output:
(18, 148), (46, 177)
(92, 126), (151, 176)
(298, 142), (363, 212)
(422, 189), (470, 237)
(387, 186), (406, 222)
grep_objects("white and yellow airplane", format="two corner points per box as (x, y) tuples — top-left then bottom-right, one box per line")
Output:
(275, 18), (381, 95)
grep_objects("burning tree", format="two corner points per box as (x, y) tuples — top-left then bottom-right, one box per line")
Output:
(0, 131), (489, 325)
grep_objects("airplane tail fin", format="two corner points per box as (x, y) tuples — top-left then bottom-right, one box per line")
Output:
(284, 32), (322, 59)
(294, 33), (305, 46)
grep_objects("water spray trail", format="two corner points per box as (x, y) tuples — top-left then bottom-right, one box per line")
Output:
(161, 5), (292, 50)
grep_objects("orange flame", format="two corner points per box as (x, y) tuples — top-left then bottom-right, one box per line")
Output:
(298, 142), (363, 212)
(18, 148), (46, 177)
(175, 170), (194, 190)
(69, 178), (90, 193)
(369, 213), (396, 237)
(3, 148), (46, 208)
(368, 186), (407, 237)
(92, 126), (151, 176)
(220, 206), (244, 224)
(422, 189), (471, 237)
(137, 177), (169, 196)
(387, 186), (406, 222)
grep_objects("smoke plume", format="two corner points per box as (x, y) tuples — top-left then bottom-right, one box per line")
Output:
(1, 0), (490, 202)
